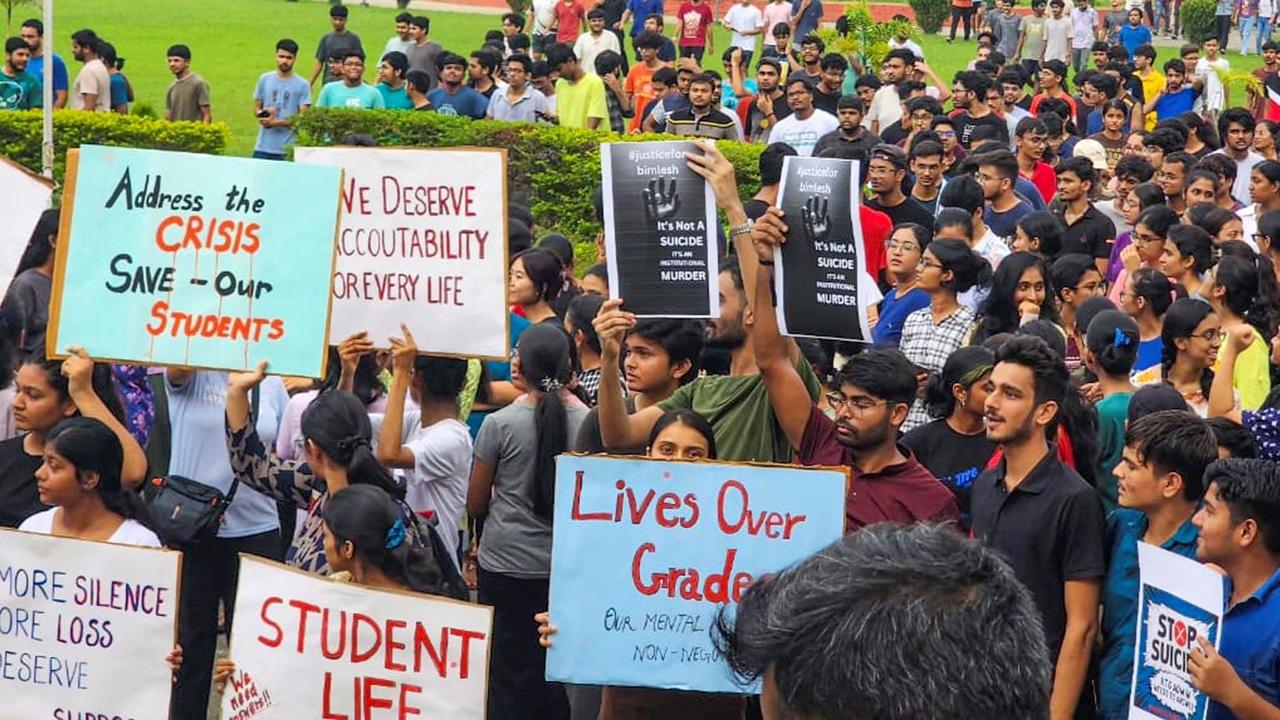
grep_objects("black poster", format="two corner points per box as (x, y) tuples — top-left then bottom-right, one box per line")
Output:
(775, 156), (872, 342)
(602, 142), (718, 317)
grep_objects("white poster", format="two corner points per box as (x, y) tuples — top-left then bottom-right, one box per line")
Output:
(295, 146), (510, 359)
(0, 156), (54, 286)
(1129, 543), (1225, 720)
(0, 527), (181, 720)
(223, 555), (493, 720)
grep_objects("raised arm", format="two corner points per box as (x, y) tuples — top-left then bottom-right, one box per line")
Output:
(1209, 325), (1250, 423)
(62, 348), (147, 489)
(377, 325), (419, 470)
(594, 298), (665, 449)
(224, 362), (315, 506)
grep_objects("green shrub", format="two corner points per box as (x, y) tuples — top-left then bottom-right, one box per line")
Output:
(0, 110), (228, 183)
(908, 0), (950, 34)
(292, 109), (765, 262)
(1180, 0), (1216, 44)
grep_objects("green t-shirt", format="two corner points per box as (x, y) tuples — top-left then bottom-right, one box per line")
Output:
(658, 357), (820, 463)
(1019, 15), (1047, 61)
(315, 81), (384, 109)
(376, 83), (414, 110)
(1233, 333), (1272, 411)
(1094, 391), (1131, 513)
(0, 71), (42, 110)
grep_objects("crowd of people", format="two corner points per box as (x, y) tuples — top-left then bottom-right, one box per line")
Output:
(5, 1), (1280, 720)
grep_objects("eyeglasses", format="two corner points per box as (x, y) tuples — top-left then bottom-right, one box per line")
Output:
(1133, 230), (1164, 245)
(918, 258), (943, 270)
(887, 239), (920, 254)
(1255, 232), (1270, 245)
(1190, 329), (1224, 344)
(826, 393), (887, 413)
(1074, 281), (1103, 293)
(936, 130), (956, 138)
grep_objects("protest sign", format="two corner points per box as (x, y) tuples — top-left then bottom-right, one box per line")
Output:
(773, 156), (875, 342)
(293, 147), (509, 359)
(545, 455), (847, 693)
(0, 156), (54, 285)
(1129, 543), (1224, 720)
(0, 527), (181, 720)
(223, 555), (493, 720)
(601, 141), (718, 318)
(48, 145), (341, 377)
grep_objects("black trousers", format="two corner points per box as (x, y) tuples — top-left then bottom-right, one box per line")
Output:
(478, 567), (570, 720)
(1217, 14), (1232, 48)
(950, 6), (975, 39)
(169, 530), (280, 719)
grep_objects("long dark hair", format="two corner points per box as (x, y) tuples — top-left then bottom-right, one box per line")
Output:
(1161, 298), (1216, 397)
(647, 409), (718, 460)
(1214, 253), (1280, 340)
(318, 346), (384, 407)
(519, 323), (574, 518)
(975, 252), (1059, 342)
(300, 390), (403, 499)
(513, 248), (563, 305)
(1059, 386), (1099, 487)
(14, 208), (59, 280)
(322, 484), (444, 595)
(1166, 225), (1214, 278)
(1130, 267), (1174, 318)
(46, 417), (155, 530)
(23, 360), (126, 429)
(925, 345), (994, 419)
(928, 239), (992, 294)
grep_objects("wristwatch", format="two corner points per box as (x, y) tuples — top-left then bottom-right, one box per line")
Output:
(728, 220), (754, 240)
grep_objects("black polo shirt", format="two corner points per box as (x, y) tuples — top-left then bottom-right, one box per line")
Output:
(867, 195), (934, 230)
(1053, 202), (1117, 260)
(970, 449), (1106, 663)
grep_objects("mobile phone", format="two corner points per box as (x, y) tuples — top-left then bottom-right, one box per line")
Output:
(256, 109), (271, 119)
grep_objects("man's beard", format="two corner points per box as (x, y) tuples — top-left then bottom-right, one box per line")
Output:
(834, 414), (892, 451)
(705, 328), (746, 351)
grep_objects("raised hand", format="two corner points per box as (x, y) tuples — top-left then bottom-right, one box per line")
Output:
(60, 346), (95, 395)
(801, 195), (829, 245)
(228, 360), (269, 394)
(594, 297), (637, 361)
(388, 323), (419, 374)
(337, 331), (374, 377)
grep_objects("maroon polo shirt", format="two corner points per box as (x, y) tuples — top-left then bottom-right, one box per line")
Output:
(796, 406), (961, 532)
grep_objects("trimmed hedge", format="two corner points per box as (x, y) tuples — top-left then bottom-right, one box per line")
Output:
(1180, 0), (1216, 45)
(292, 109), (766, 253)
(0, 110), (229, 183)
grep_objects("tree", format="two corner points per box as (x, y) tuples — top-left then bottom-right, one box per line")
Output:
(3, 0), (36, 37)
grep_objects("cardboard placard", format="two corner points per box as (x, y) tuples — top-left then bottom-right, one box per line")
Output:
(545, 455), (847, 693)
(0, 527), (181, 720)
(0, 156), (55, 287)
(293, 147), (510, 360)
(1129, 543), (1224, 720)
(223, 555), (493, 720)
(773, 156), (874, 342)
(601, 141), (718, 318)
(48, 146), (341, 377)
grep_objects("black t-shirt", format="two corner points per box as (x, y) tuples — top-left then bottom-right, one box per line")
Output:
(867, 195), (934, 229)
(880, 119), (909, 146)
(744, 198), (771, 221)
(970, 451), (1107, 664)
(0, 434), (46, 528)
(954, 110), (1009, 148)
(901, 419), (996, 530)
(575, 397), (644, 454)
(813, 86), (840, 116)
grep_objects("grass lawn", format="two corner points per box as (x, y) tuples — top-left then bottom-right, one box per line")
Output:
(19, 0), (1268, 155)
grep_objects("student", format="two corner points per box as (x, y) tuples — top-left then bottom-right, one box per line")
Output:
(427, 52), (487, 118)
(469, 323), (586, 719)
(1050, 254), (1106, 371)
(908, 140), (946, 213)
(375, 50), (413, 109)
(1146, 58), (1202, 122)
(554, 0), (588, 46)
(20, 19), (67, 108)
(1161, 298), (1222, 417)
(866, 144), (934, 228)
(1082, 310), (1139, 511)
(163, 44), (210, 122)
(0, 209), (58, 361)
(623, 30), (665, 133)
(1216, 108), (1266, 206)
(1159, 224), (1214, 299)
(1053, 157), (1118, 276)
(1110, 205), (1178, 308)
(564, 294), (606, 405)
(1186, 458), (1280, 718)
(68, 29), (110, 111)
(405, 16), (442, 89)
(0, 37), (40, 110)
(722, 0), (763, 70)
(980, 150), (1035, 238)
(574, 9), (622, 73)
(675, 0), (714, 61)
(510, 249), (563, 325)
(251, 39), (311, 160)
(665, 72), (739, 140)
(1206, 252), (1278, 410)
(315, 51), (384, 109)
(1015, 118), (1057, 205)
(971, 252), (1061, 345)
(1012, 211), (1064, 259)
(952, 71), (1009, 149)
(546, 44), (607, 129)
(900, 239), (991, 432)
(874, 224), (932, 347)
(971, 335), (1107, 720)
(901, 346), (997, 530)
(311, 5), (364, 87)
(405, 69), (433, 110)
(487, 55), (550, 121)
(766, 77), (837, 156)
(1119, 267), (1174, 386)
(1099, 410), (1216, 720)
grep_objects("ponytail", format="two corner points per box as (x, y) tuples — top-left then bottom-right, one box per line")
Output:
(323, 484), (445, 596)
(300, 390), (403, 499)
(517, 324), (574, 518)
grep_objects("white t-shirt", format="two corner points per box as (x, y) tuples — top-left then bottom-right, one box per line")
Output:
(866, 84), (902, 133)
(1044, 16), (1072, 62)
(725, 4), (764, 51)
(769, 109), (839, 156)
(374, 412), (472, 570)
(20, 508), (163, 547)
(532, 0), (558, 35)
(574, 31), (622, 74)
(71, 58), (112, 112)
(1211, 148), (1263, 205)
(1196, 57), (1229, 112)
(887, 37), (924, 59)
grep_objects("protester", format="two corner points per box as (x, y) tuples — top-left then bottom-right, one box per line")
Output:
(312, 4), (364, 86)
(250, 39), (310, 160)
(1, 37), (41, 110)
(1083, 310), (1140, 511)
(163, 44), (211, 122)
(69, 29), (110, 111)
(1208, 252), (1278, 409)
(20, 19), (66, 108)
(315, 51), (383, 109)
(376, 50), (413, 109)
(488, 54), (551, 121)
(873, 223), (932, 347)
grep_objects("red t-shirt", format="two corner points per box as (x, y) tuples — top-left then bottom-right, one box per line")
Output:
(1022, 161), (1057, 205)
(859, 205), (891, 280)
(796, 406), (961, 532)
(678, 2), (714, 48)
(554, 0), (586, 44)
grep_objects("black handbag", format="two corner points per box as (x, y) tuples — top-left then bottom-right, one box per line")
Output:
(143, 385), (258, 548)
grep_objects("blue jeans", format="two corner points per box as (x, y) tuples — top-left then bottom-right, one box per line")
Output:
(1071, 47), (1089, 73)
(1153, 0), (1168, 31)
(1241, 15), (1258, 53)
(1259, 17), (1273, 53)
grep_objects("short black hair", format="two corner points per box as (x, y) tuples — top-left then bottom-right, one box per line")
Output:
(587, 7), (606, 19)
(382, 50), (408, 76)
(330, 4), (349, 17)
(820, 52), (849, 72)
(1207, 417), (1260, 459)
(1126, 411), (1216, 501)
(405, 69), (432, 93)
(1055, 156), (1097, 186)
(1115, 154), (1155, 182)
(436, 51), (467, 71)
(1205, 458), (1280, 554)
(759, 142), (798, 186)
(836, 349), (918, 407)
(800, 33), (825, 50)
(411, 15), (430, 32)
(714, 523), (1052, 718)
(634, 29), (664, 50)
(594, 49), (623, 76)
(629, 319), (704, 384)
(413, 355), (469, 401)
(938, 175), (983, 214)
(21, 18), (43, 36)
(505, 54), (532, 73)
(996, 335), (1069, 406)
(396, 11), (414, 23)
(502, 11), (526, 29)
(6, 37), (27, 55)
(854, 74), (881, 91)
(1135, 43), (1156, 60)
(1144, 127), (1187, 154)
(544, 43), (576, 69)
(276, 38), (300, 55)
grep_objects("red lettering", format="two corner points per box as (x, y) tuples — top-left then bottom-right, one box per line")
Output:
(289, 600), (321, 653)
(268, 318), (286, 341)
(717, 480), (748, 534)
(361, 676), (395, 720)
(352, 613), (381, 663)
(321, 608), (347, 660)
(182, 214), (206, 250)
(412, 624), (448, 677)
(256, 596), (283, 648)
(321, 672), (349, 720)
(681, 494), (700, 529)
(384, 619), (407, 672)
(571, 470), (611, 521)
(450, 628), (486, 680)
(155, 215), (183, 252)
(655, 493), (683, 528)
(398, 683), (423, 719)
(146, 300), (168, 336)
(632, 543), (660, 596)
(626, 488), (657, 525)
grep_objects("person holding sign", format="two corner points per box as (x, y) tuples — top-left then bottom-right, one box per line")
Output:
(468, 323), (585, 719)
(1188, 458), (1280, 719)
(18, 416), (160, 546)
(1097, 410), (1216, 720)
(748, 212), (960, 530)
(0, 350), (147, 528)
